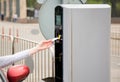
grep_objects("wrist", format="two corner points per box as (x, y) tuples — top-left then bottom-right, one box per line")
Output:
(29, 46), (39, 55)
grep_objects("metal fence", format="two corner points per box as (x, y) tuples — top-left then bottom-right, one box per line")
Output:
(111, 32), (120, 57)
(1, 31), (120, 82)
(0, 34), (54, 82)
(111, 32), (120, 66)
(110, 31), (120, 82)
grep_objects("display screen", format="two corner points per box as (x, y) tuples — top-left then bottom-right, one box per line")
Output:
(56, 15), (61, 26)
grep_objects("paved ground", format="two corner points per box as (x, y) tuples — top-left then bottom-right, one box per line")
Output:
(0, 21), (45, 43)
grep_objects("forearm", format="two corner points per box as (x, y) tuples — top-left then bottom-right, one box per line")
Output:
(0, 50), (30, 68)
(29, 40), (53, 55)
(0, 39), (53, 68)
(29, 47), (39, 55)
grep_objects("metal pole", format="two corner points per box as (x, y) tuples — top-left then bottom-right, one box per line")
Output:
(11, 35), (15, 65)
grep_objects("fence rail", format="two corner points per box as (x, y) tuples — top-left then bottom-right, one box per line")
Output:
(0, 34), (54, 82)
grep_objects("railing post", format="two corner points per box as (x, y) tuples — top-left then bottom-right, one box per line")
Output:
(11, 35), (15, 65)
(52, 55), (55, 77)
(50, 47), (55, 77)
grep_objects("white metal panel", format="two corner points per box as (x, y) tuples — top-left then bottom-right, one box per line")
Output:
(71, 7), (111, 82)
(62, 0), (87, 4)
(60, 4), (110, 9)
(62, 4), (111, 82)
(63, 8), (72, 82)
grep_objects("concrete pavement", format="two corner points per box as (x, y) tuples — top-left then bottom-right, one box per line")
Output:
(0, 21), (45, 43)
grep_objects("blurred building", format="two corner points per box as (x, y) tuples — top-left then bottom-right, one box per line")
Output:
(0, 0), (27, 22)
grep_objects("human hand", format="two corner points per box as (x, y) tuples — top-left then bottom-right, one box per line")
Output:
(36, 39), (53, 51)
(29, 39), (54, 55)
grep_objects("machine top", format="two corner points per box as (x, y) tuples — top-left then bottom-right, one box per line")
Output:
(59, 4), (111, 9)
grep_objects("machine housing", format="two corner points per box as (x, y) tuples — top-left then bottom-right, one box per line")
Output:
(55, 4), (111, 82)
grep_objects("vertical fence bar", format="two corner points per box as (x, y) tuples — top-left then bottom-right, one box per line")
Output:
(44, 50), (46, 78)
(40, 51), (42, 80)
(29, 42), (32, 82)
(41, 50), (43, 79)
(48, 49), (50, 77)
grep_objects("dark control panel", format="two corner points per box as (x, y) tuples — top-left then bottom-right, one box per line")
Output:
(55, 6), (63, 82)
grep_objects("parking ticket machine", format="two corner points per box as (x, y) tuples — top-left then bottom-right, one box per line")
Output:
(55, 4), (111, 82)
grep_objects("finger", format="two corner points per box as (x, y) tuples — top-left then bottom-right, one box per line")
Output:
(42, 39), (53, 43)
(52, 38), (58, 41)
